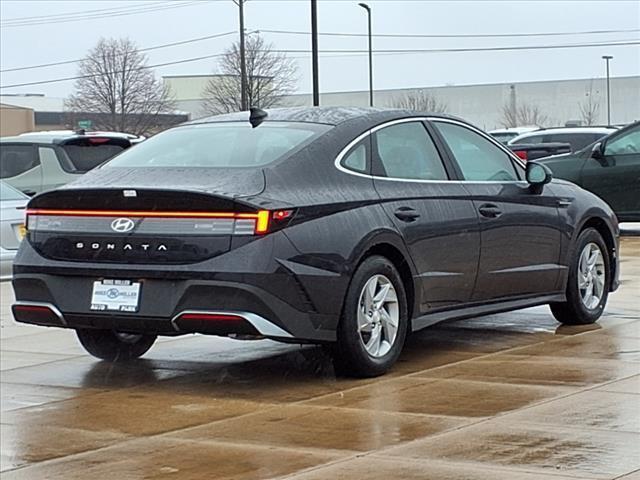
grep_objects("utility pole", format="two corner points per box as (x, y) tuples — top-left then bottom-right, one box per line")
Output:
(358, 3), (373, 107)
(602, 55), (613, 125)
(311, 0), (320, 106)
(238, 0), (248, 111)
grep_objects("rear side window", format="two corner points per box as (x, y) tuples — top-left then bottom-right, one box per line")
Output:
(342, 143), (368, 173)
(0, 144), (40, 179)
(61, 139), (128, 172)
(375, 122), (448, 180)
(434, 121), (519, 181)
(105, 122), (331, 168)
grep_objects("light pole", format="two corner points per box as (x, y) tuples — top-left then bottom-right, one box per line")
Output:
(236, 0), (248, 111)
(358, 2), (373, 107)
(602, 55), (613, 125)
(311, 0), (320, 106)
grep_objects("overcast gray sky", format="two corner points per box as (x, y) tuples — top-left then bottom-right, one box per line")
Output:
(1, 0), (639, 98)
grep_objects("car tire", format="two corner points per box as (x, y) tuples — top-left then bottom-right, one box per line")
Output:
(550, 228), (610, 325)
(76, 329), (157, 362)
(333, 255), (408, 377)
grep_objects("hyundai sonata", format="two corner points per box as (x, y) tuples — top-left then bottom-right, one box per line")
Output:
(11, 107), (620, 377)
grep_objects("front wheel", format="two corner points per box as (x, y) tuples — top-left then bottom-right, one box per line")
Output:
(76, 329), (157, 362)
(333, 255), (408, 377)
(550, 228), (610, 325)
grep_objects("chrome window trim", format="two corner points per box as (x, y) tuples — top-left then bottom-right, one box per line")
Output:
(334, 116), (527, 184)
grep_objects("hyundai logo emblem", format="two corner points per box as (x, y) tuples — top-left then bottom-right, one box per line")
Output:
(110, 218), (135, 233)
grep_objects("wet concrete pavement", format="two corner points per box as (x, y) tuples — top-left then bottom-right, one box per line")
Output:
(1, 238), (639, 479)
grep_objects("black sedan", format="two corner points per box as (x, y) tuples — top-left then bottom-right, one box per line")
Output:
(12, 107), (620, 377)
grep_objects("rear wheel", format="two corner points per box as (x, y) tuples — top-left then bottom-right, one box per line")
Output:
(550, 228), (610, 325)
(333, 255), (408, 377)
(76, 329), (156, 362)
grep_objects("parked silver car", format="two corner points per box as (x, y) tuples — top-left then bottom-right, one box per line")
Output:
(0, 181), (28, 280)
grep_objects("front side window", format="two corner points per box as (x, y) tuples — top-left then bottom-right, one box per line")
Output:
(105, 122), (331, 169)
(375, 122), (448, 180)
(434, 122), (519, 181)
(605, 126), (640, 155)
(0, 144), (40, 179)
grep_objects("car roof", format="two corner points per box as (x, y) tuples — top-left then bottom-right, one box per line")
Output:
(0, 131), (136, 145)
(515, 126), (616, 137)
(509, 126), (618, 144)
(489, 126), (539, 135)
(187, 106), (461, 127)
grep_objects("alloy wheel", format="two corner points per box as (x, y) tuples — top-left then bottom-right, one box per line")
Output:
(578, 242), (606, 310)
(357, 274), (400, 358)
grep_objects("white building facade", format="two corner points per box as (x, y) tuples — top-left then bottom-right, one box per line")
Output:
(166, 75), (640, 130)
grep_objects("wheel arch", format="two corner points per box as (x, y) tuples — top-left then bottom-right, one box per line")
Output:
(575, 214), (618, 288)
(351, 232), (419, 322)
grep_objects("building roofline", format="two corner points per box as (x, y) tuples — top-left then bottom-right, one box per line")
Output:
(286, 75), (640, 97)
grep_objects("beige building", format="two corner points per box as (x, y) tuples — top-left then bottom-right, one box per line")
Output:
(0, 103), (35, 136)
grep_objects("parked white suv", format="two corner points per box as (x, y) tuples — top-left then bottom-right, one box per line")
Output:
(0, 131), (137, 195)
(508, 127), (617, 152)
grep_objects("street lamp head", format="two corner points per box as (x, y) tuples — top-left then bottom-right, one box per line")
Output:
(602, 55), (613, 60)
(358, 2), (371, 11)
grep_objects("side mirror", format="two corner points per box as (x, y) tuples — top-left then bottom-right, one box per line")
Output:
(526, 162), (552, 192)
(591, 142), (605, 159)
(591, 142), (609, 166)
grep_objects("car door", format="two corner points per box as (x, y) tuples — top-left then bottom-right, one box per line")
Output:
(370, 119), (480, 312)
(0, 143), (42, 195)
(581, 124), (640, 222)
(431, 119), (564, 301)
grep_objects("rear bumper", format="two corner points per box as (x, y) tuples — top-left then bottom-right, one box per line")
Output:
(12, 273), (337, 342)
(11, 232), (347, 342)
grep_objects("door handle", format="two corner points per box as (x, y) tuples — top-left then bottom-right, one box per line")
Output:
(394, 207), (420, 222)
(478, 203), (502, 218)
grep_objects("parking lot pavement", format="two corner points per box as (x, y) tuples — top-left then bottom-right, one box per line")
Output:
(0, 239), (638, 480)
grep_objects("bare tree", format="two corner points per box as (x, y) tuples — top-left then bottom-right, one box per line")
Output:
(203, 34), (297, 114)
(390, 90), (447, 113)
(579, 79), (601, 126)
(66, 38), (175, 135)
(500, 103), (518, 128)
(501, 103), (548, 127)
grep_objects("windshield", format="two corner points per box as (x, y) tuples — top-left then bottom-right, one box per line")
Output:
(0, 181), (27, 201)
(105, 122), (331, 169)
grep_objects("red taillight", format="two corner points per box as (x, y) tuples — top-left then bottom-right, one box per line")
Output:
(273, 210), (293, 221)
(514, 150), (528, 161)
(179, 313), (243, 321)
(87, 137), (111, 144)
(26, 209), (273, 235)
(12, 304), (63, 326)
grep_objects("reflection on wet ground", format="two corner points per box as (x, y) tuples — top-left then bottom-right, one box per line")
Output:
(1, 237), (639, 479)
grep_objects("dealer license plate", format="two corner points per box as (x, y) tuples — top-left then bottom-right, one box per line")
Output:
(90, 279), (141, 312)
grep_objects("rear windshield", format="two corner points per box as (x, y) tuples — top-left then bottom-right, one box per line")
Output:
(104, 122), (331, 169)
(61, 139), (128, 172)
(491, 133), (517, 144)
